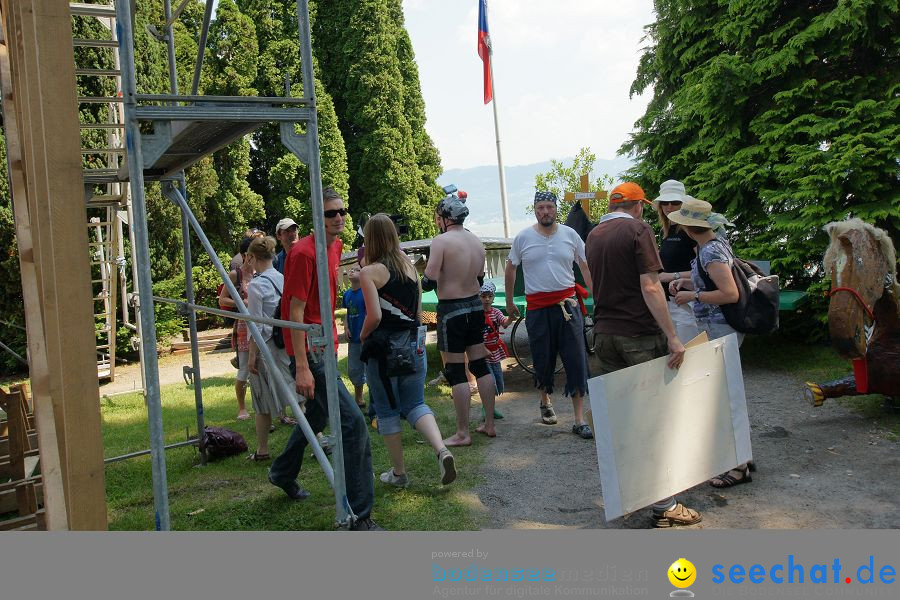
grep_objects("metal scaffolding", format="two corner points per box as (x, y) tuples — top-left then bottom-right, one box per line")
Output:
(108, 0), (349, 530)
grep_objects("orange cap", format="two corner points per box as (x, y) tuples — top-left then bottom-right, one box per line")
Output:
(609, 182), (650, 205)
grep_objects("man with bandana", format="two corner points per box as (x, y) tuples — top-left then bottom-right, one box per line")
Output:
(505, 191), (594, 439)
(423, 192), (499, 446)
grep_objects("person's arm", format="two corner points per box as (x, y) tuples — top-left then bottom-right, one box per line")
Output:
(422, 238), (443, 290)
(218, 271), (239, 308)
(358, 267), (383, 341)
(504, 259), (520, 319)
(674, 262), (738, 306)
(246, 284), (263, 374)
(640, 272), (685, 370)
(577, 258), (592, 294)
(289, 297), (314, 397)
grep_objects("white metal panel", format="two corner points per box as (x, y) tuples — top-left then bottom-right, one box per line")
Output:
(589, 334), (752, 521)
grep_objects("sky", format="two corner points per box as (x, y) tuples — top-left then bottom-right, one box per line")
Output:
(401, 0), (657, 170)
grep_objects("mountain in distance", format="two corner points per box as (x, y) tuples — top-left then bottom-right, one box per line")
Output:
(437, 156), (634, 238)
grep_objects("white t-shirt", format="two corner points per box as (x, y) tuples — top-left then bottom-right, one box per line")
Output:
(247, 268), (283, 341)
(508, 224), (586, 294)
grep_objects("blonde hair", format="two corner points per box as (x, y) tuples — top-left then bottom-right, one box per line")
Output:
(656, 203), (680, 238)
(247, 235), (277, 261)
(363, 214), (416, 281)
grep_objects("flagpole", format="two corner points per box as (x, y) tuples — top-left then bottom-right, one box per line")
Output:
(488, 53), (511, 239)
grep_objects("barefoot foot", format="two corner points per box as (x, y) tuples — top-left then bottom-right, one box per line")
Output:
(443, 434), (471, 447)
(475, 424), (496, 438)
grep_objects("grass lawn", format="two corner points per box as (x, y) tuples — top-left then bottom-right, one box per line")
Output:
(102, 343), (488, 530)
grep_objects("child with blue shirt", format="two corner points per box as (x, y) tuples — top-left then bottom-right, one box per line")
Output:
(343, 264), (367, 410)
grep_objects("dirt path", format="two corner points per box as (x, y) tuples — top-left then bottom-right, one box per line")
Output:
(473, 360), (900, 529)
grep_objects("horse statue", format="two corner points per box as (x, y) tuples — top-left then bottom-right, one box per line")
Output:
(804, 218), (900, 407)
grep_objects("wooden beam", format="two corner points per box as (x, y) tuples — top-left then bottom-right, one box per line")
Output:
(0, 0), (106, 529)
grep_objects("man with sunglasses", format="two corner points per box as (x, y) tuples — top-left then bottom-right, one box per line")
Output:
(268, 187), (380, 531)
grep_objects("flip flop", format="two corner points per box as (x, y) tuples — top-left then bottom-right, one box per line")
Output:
(236, 413), (250, 421)
(246, 452), (270, 462)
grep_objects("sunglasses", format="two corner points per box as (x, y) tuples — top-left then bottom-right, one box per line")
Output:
(323, 208), (347, 218)
(658, 201), (683, 206)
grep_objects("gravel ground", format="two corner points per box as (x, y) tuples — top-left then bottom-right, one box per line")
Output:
(472, 358), (900, 530)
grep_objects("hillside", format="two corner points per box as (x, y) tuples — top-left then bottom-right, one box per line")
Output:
(437, 157), (634, 237)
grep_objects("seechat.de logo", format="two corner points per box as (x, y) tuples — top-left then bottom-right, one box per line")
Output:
(668, 558), (696, 598)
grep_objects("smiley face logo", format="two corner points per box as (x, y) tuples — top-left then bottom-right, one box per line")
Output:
(668, 558), (696, 588)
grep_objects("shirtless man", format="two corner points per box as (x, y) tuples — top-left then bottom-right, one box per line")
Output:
(423, 194), (497, 446)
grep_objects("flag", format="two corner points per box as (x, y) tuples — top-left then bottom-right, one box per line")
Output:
(477, 0), (492, 104)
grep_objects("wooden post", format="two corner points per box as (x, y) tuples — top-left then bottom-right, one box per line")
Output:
(0, 0), (107, 529)
(563, 173), (607, 220)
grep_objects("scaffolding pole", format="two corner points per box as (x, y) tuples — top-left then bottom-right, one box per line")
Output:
(115, 0), (170, 530)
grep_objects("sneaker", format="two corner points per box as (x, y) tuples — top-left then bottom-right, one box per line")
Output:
(540, 403), (557, 425)
(349, 517), (384, 531)
(652, 503), (702, 528)
(427, 373), (446, 386)
(572, 423), (594, 439)
(438, 449), (457, 485)
(379, 468), (409, 488)
(268, 474), (310, 501)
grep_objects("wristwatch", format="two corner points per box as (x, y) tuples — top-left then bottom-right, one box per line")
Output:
(694, 290), (701, 302)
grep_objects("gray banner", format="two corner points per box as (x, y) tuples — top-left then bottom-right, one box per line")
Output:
(0, 531), (897, 599)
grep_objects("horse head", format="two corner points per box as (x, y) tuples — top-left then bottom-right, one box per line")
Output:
(823, 219), (898, 360)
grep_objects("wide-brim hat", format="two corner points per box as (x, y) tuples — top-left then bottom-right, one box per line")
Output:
(667, 197), (730, 229)
(652, 179), (686, 208)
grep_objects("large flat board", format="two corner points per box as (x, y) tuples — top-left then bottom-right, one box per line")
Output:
(588, 334), (751, 521)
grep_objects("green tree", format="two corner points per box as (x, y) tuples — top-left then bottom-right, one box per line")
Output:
(623, 0), (900, 334)
(533, 147), (615, 223)
(236, 0), (352, 244)
(313, 0), (442, 239)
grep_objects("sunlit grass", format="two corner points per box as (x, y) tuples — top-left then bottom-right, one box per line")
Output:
(103, 343), (488, 530)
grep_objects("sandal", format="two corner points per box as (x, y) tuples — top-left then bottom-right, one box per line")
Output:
(653, 502), (702, 528)
(709, 465), (752, 488)
(246, 452), (270, 462)
(279, 415), (297, 426)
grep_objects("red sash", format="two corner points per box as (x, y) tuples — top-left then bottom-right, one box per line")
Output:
(525, 285), (589, 315)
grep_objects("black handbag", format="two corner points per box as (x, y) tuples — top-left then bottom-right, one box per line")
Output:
(382, 327), (417, 377)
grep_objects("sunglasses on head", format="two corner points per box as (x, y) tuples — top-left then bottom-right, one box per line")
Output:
(323, 208), (347, 218)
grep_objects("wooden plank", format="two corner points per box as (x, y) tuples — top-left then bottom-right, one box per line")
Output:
(0, 414), (36, 432)
(0, 478), (43, 514)
(0, 0), (106, 529)
(0, 430), (38, 455)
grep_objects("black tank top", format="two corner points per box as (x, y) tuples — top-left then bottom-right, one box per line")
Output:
(377, 268), (419, 331)
(659, 227), (697, 299)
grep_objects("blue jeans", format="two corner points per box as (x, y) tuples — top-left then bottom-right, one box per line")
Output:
(269, 353), (374, 520)
(488, 361), (504, 395)
(366, 348), (431, 436)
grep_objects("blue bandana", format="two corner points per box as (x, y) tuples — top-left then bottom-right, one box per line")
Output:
(534, 191), (558, 204)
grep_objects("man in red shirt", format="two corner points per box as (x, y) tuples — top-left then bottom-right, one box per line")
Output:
(268, 188), (379, 531)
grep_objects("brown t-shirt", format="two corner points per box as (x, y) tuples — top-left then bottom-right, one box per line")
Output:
(586, 215), (663, 337)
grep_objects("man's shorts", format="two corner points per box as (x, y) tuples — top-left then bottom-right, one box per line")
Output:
(436, 295), (485, 353)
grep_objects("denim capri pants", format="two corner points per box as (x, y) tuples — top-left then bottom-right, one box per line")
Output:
(365, 349), (432, 436)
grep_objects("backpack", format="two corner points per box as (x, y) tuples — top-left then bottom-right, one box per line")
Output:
(697, 242), (780, 335)
(202, 426), (248, 459)
(259, 274), (284, 349)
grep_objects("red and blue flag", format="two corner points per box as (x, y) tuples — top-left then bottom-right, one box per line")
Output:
(477, 0), (492, 104)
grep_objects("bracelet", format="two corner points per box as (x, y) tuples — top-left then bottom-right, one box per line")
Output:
(675, 271), (680, 280)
